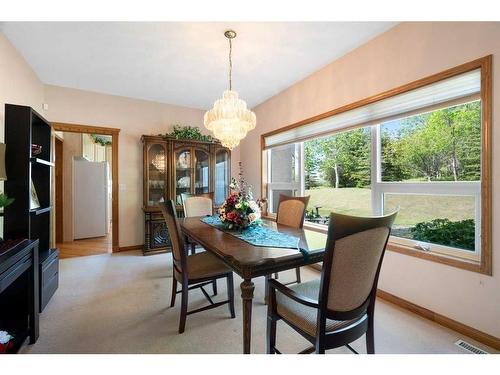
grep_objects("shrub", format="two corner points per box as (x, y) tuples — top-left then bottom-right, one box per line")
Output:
(410, 218), (475, 251)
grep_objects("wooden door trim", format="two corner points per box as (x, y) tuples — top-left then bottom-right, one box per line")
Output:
(52, 122), (120, 252)
(55, 137), (64, 244)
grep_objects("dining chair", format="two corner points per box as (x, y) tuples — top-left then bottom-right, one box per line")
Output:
(180, 192), (214, 255)
(266, 210), (398, 354)
(273, 194), (310, 283)
(159, 200), (235, 334)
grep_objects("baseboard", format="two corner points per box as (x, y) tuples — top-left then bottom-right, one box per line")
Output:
(118, 244), (143, 252)
(377, 289), (500, 351)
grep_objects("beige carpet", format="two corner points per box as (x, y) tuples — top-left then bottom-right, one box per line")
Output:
(22, 250), (497, 354)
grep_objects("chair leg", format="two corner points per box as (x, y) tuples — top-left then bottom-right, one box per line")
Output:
(295, 267), (301, 283)
(264, 274), (270, 304)
(170, 277), (177, 307)
(227, 273), (236, 318)
(366, 318), (375, 354)
(179, 283), (188, 334)
(212, 279), (218, 296)
(274, 272), (279, 279)
(315, 346), (325, 354)
(266, 316), (277, 354)
(190, 242), (196, 255)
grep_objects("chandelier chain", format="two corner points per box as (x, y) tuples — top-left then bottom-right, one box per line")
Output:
(228, 36), (232, 91)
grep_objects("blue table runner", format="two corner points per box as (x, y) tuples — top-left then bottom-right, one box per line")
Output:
(200, 215), (310, 259)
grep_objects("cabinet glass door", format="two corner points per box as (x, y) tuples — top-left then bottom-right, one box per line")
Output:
(194, 150), (210, 195)
(147, 144), (166, 206)
(215, 150), (229, 205)
(175, 149), (191, 205)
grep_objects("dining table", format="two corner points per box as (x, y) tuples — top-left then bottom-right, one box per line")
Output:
(180, 216), (327, 354)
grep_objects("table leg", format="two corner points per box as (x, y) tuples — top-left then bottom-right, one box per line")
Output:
(240, 278), (255, 354)
(264, 274), (270, 304)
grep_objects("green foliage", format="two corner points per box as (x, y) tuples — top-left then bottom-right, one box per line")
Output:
(160, 125), (214, 142)
(318, 128), (371, 188)
(303, 101), (480, 190)
(304, 139), (322, 189)
(410, 218), (475, 251)
(381, 130), (411, 181)
(0, 193), (14, 208)
(91, 134), (112, 146)
(391, 101), (481, 182)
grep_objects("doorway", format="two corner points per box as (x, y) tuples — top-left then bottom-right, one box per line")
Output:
(52, 122), (120, 257)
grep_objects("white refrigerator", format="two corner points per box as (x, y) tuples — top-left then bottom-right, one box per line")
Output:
(73, 157), (110, 239)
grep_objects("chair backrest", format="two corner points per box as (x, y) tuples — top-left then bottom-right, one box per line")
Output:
(181, 192), (214, 217)
(275, 194), (310, 229)
(319, 210), (398, 319)
(159, 200), (187, 278)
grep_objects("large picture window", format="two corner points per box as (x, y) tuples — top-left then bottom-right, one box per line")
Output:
(262, 57), (491, 274)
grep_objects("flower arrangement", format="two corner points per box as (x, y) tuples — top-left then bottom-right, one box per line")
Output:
(218, 163), (266, 230)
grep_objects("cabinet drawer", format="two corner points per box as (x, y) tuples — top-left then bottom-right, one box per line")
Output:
(41, 256), (59, 286)
(41, 272), (58, 311)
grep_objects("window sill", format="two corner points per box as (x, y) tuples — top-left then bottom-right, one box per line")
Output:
(386, 242), (490, 275)
(301, 220), (490, 276)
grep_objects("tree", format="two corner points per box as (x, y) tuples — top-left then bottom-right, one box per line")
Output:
(396, 101), (481, 182)
(381, 129), (410, 181)
(319, 128), (371, 188)
(304, 139), (322, 189)
(398, 112), (451, 181)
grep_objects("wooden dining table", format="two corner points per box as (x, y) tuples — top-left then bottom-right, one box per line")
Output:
(181, 216), (327, 354)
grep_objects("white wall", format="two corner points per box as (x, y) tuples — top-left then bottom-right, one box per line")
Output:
(242, 22), (500, 337)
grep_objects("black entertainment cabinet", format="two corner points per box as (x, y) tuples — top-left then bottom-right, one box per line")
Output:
(4, 104), (59, 312)
(0, 240), (39, 353)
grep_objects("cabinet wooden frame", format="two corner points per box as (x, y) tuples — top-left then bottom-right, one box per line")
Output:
(141, 135), (231, 255)
(52, 122), (120, 253)
(260, 55), (492, 275)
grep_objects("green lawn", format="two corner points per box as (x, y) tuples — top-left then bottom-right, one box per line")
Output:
(305, 187), (475, 227)
(305, 187), (372, 217)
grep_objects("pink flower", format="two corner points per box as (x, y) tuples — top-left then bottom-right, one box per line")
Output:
(226, 211), (237, 221)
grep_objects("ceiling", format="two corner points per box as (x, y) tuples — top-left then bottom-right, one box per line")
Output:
(1, 22), (397, 110)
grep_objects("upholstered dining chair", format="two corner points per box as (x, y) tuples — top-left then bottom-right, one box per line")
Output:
(180, 192), (214, 255)
(159, 200), (235, 334)
(273, 194), (310, 283)
(266, 210), (398, 354)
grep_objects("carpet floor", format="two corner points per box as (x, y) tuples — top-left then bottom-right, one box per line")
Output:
(22, 250), (497, 354)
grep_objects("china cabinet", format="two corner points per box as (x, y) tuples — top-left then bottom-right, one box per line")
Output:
(141, 135), (230, 255)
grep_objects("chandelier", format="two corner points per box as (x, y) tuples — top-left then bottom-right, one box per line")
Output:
(204, 30), (256, 150)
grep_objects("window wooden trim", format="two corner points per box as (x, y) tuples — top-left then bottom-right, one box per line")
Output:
(260, 55), (492, 276)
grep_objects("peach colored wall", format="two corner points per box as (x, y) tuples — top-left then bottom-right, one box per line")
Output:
(242, 22), (500, 337)
(44, 85), (240, 248)
(0, 32), (45, 235)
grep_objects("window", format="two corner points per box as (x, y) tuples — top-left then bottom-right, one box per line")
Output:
(262, 57), (491, 274)
(266, 143), (303, 212)
(303, 127), (373, 224)
(377, 101), (481, 257)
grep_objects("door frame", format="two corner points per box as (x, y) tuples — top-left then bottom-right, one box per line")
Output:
(52, 122), (120, 252)
(54, 135), (64, 243)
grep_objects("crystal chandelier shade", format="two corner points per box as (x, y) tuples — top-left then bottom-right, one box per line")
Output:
(204, 90), (256, 150)
(204, 30), (256, 150)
